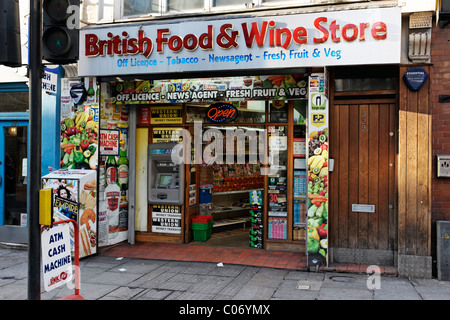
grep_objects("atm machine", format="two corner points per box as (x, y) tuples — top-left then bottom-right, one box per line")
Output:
(148, 143), (184, 205)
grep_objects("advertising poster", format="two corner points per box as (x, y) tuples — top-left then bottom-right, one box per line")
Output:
(307, 73), (329, 267)
(42, 169), (98, 258)
(60, 77), (99, 171)
(110, 74), (308, 105)
(98, 82), (130, 246)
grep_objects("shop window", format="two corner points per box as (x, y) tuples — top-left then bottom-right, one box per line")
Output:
(168, 0), (204, 12)
(333, 65), (397, 92)
(120, 0), (316, 18)
(0, 91), (28, 113)
(293, 100), (307, 125)
(292, 110), (307, 241)
(213, 0), (247, 6)
(122, 0), (159, 16)
(267, 125), (288, 240)
(334, 78), (396, 92)
(269, 100), (288, 123)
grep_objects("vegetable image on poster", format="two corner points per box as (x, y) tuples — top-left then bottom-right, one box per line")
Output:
(307, 73), (328, 267)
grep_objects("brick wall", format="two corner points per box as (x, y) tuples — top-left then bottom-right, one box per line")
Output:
(431, 23), (450, 223)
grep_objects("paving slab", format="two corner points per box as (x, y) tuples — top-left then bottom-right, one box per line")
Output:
(100, 286), (146, 300)
(108, 258), (167, 274)
(136, 288), (174, 300)
(189, 275), (233, 295)
(86, 270), (144, 286)
(231, 284), (276, 300)
(272, 279), (320, 300)
(318, 287), (374, 300)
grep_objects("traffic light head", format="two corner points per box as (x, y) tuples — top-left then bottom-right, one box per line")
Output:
(42, 0), (79, 64)
(0, 0), (21, 67)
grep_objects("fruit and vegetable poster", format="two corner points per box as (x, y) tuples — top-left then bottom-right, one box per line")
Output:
(60, 78), (99, 171)
(307, 73), (328, 267)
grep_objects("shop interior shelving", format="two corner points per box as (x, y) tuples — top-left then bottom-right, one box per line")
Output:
(211, 188), (263, 229)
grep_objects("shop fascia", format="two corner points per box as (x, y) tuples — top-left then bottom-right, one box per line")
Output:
(84, 17), (388, 58)
(78, 7), (401, 76)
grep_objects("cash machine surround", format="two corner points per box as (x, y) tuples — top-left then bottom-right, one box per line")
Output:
(148, 143), (184, 205)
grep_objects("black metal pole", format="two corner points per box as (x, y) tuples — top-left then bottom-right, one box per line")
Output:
(27, 0), (42, 300)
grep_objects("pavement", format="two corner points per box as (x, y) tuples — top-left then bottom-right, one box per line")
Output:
(1, 243), (450, 305)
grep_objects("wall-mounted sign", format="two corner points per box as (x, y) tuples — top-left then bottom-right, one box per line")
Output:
(99, 129), (120, 156)
(152, 205), (181, 234)
(79, 7), (401, 77)
(150, 106), (183, 124)
(206, 103), (238, 123)
(152, 127), (183, 143)
(403, 67), (428, 91)
(42, 69), (58, 94)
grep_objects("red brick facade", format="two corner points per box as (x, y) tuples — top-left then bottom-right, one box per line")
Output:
(431, 23), (450, 223)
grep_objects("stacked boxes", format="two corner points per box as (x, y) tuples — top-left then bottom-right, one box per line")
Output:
(192, 215), (213, 241)
(249, 190), (263, 248)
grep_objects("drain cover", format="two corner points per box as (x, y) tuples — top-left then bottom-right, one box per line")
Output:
(329, 276), (355, 283)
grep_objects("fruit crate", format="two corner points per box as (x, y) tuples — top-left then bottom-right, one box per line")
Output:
(193, 229), (212, 241)
(192, 215), (213, 241)
(192, 221), (213, 230)
(192, 215), (213, 223)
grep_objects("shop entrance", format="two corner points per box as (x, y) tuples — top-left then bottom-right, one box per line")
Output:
(0, 120), (28, 243)
(329, 100), (397, 263)
(195, 125), (266, 248)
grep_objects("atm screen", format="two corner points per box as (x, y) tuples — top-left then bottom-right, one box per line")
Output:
(159, 174), (173, 186)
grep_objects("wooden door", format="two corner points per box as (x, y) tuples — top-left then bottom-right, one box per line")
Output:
(329, 101), (397, 256)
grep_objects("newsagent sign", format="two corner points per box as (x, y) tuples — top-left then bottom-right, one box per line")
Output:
(78, 7), (401, 77)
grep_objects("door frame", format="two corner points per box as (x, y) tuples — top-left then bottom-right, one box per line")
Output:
(0, 113), (29, 244)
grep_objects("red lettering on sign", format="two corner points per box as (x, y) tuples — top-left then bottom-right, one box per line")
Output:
(206, 103), (238, 123)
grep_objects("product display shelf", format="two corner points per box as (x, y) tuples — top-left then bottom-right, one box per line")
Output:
(213, 217), (250, 228)
(212, 188), (263, 196)
(210, 188), (262, 229)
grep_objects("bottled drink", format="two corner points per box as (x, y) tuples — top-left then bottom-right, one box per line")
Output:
(86, 77), (95, 103)
(106, 156), (117, 186)
(118, 186), (128, 232)
(117, 149), (129, 190)
(95, 80), (99, 103)
(98, 192), (108, 246)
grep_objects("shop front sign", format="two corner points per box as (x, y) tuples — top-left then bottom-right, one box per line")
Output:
(111, 74), (308, 104)
(206, 103), (238, 123)
(152, 205), (182, 234)
(78, 7), (401, 77)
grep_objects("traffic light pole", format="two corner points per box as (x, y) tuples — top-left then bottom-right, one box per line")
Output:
(27, 0), (42, 300)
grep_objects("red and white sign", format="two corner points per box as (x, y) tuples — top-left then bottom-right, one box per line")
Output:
(78, 7), (401, 77)
(42, 223), (73, 292)
(99, 129), (120, 156)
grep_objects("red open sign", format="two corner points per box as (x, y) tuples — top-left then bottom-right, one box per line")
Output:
(206, 103), (238, 123)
